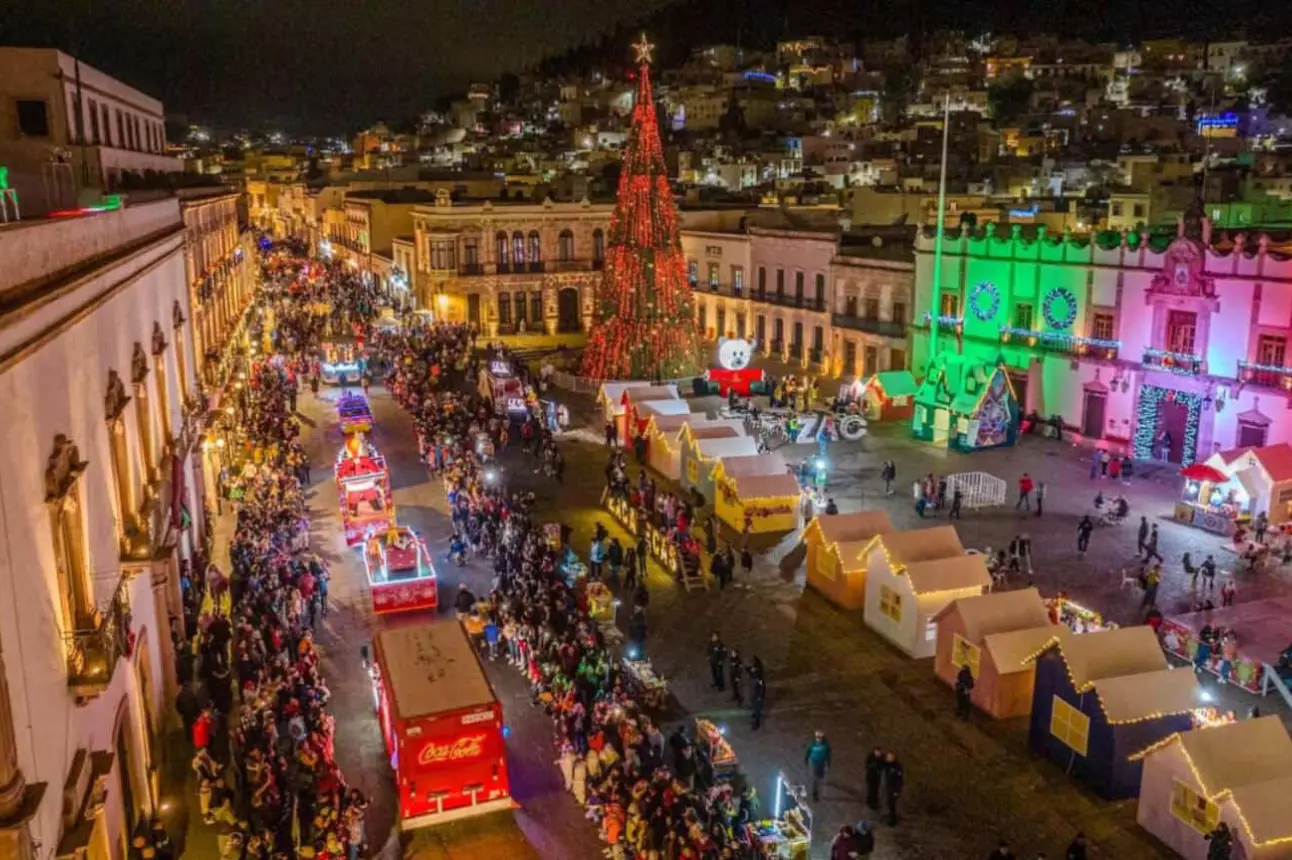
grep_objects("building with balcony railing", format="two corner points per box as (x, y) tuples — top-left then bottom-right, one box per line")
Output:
(0, 48), (180, 218)
(411, 196), (614, 334)
(912, 214), (1292, 463)
(0, 196), (208, 859)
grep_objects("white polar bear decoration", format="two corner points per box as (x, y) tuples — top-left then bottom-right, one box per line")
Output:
(715, 337), (757, 371)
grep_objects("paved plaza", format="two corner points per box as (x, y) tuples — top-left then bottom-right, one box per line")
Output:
(180, 363), (1292, 860)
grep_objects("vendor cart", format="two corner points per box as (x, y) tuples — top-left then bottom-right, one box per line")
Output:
(365, 621), (513, 829)
(363, 525), (439, 614)
(337, 391), (374, 435)
(749, 772), (812, 859)
(622, 657), (668, 710)
(335, 439), (394, 546)
(695, 717), (739, 780)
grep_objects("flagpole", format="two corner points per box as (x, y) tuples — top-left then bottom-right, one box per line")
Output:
(928, 93), (951, 364)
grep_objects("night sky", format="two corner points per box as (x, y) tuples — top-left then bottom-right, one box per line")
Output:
(1, 0), (1287, 133)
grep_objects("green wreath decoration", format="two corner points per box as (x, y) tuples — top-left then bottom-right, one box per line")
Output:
(969, 282), (1000, 321)
(1042, 286), (1078, 330)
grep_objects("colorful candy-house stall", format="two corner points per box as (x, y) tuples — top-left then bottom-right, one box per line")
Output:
(801, 511), (895, 610)
(1025, 626), (1202, 800)
(368, 621), (513, 828)
(1135, 716), (1292, 860)
(362, 525), (439, 614)
(681, 434), (760, 498)
(335, 437), (393, 546)
(931, 588), (1056, 719)
(336, 391), (374, 435)
(1192, 443), (1292, 532)
(618, 384), (683, 442)
(911, 354), (1019, 451)
(695, 718), (739, 780)
(862, 370), (919, 422)
(749, 771), (812, 859)
(716, 473), (802, 534)
(863, 529), (991, 659)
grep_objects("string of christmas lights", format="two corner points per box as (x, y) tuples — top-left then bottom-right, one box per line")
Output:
(1133, 384), (1202, 465)
(580, 41), (702, 381)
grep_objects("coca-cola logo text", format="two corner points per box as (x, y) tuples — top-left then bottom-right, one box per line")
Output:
(418, 734), (486, 766)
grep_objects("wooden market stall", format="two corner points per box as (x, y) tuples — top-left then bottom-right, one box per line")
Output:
(911, 354), (1019, 452)
(931, 588), (1056, 718)
(643, 417), (744, 481)
(1025, 626), (1202, 800)
(1176, 443), (1292, 535)
(862, 531), (991, 659)
(681, 435), (760, 498)
(1136, 716), (1292, 860)
(596, 381), (653, 422)
(801, 511), (895, 610)
(715, 473), (802, 534)
(862, 370), (919, 422)
(615, 384), (683, 441)
(711, 451), (789, 519)
(631, 397), (693, 436)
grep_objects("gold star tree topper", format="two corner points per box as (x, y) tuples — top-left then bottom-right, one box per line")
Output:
(632, 33), (655, 65)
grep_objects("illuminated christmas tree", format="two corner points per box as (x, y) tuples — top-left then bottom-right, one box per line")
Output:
(581, 35), (702, 381)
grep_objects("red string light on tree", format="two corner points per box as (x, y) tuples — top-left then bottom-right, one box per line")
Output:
(580, 35), (702, 382)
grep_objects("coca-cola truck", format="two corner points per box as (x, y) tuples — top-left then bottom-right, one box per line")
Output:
(367, 620), (513, 828)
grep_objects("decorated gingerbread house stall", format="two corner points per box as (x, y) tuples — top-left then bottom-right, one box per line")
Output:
(615, 384), (682, 442)
(716, 473), (802, 534)
(1025, 626), (1202, 799)
(1136, 716), (1292, 860)
(597, 381), (653, 422)
(931, 588), (1056, 719)
(862, 370), (919, 422)
(911, 354), (1019, 452)
(802, 511), (895, 610)
(863, 527), (992, 659)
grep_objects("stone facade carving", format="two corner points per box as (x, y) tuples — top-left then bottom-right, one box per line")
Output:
(151, 322), (168, 356)
(131, 343), (149, 385)
(105, 370), (131, 421)
(45, 435), (88, 503)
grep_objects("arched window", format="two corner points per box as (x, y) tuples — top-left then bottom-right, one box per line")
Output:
(512, 231), (526, 265)
(592, 229), (605, 262)
(105, 370), (145, 557)
(528, 231), (542, 265)
(495, 231), (509, 267)
(558, 229), (575, 262)
(46, 434), (94, 631)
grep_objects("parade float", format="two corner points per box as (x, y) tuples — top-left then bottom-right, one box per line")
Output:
(337, 391), (374, 435)
(702, 337), (767, 397)
(1025, 626), (1202, 799)
(802, 511), (896, 610)
(320, 340), (364, 385)
(862, 531), (990, 660)
(335, 435), (393, 546)
(931, 588), (1056, 719)
(749, 772), (812, 860)
(478, 358), (528, 418)
(362, 525), (439, 614)
(366, 621), (512, 828)
(1135, 717), (1292, 860)
(911, 353), (1019, 452)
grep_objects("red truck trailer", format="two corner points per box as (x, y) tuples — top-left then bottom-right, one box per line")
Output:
(368, 620), (513, 828)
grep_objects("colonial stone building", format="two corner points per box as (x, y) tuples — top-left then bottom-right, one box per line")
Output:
(411, 194), (613, 334)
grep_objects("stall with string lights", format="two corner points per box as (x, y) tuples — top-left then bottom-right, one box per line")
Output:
(802, 511), (895, 610)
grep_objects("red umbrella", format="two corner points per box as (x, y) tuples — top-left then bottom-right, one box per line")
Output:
(1180, 463), (1228, 483)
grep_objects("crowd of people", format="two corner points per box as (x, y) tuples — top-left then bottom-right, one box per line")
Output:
(182, 327), (369, 860)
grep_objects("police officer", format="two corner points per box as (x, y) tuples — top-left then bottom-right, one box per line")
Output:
(707, 632), (726, 691)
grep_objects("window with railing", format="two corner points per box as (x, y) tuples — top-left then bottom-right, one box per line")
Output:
(892, 302), (907, 326)
(530, 292), (543, 325)
(812, 325), (824, 352)
(1014, 303), (1034, 330)
(495, 232), (509, 267)
(464, 239), (479, 266)
(1166, 310), (1197, 354)
(512, 231), (526, 266)
(498, 291), (512, 325)
(528, 231), (542, 266)
(776, 268), (785, 300)
(592, 229), (605, 263)
(688, 260), (699, 286)
(815, 273), (826, 308)
(1092, 312), (1115, 341)
(864, 297), (880, 320)
(757, 266), (766, 297)
(732, 266), (744, 295)
(1258, 335), (1287, 367)
(558, 229), (574, 262)
(708, 263), (720, 290)
(795, 271), (805, 302)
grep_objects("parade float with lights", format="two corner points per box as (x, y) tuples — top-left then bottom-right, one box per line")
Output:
(336, 390), (374, 435)
(320, 341), (365, 385)
(365, 621), (512, 828)
(361, 524), (439, 614)
(335, 434), (393, 546)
